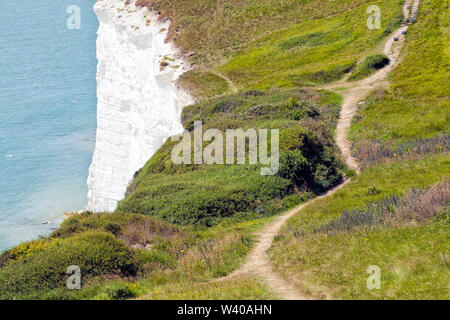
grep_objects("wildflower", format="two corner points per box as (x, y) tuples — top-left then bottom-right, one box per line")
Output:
(393, 153), (397, 157)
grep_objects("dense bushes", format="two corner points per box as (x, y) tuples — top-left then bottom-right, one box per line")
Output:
(119, 166), (294, 226)
(278, 148), (342, 193)
(278, 125), (343, 192)
(0, 238), (62, 268)
(0, 232), (138, 299)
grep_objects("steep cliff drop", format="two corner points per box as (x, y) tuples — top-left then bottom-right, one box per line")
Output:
(87, 0), (194, 212)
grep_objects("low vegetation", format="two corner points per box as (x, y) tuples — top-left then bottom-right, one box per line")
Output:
(348, 54), (390, 81)
(0, 0), (447, 300)
(137, 0), (403, 97)
(270, 155), (449, 299)
(269, 0), (449, 300)
(316, 180), (449, 234)
(140, 277), (277, 300)
(139, 0), (400, 66)
(218, 2), (402, 91)
(118, 89), (345, 226)
(352, 132), (449, 169)
(179, 70), (233, 100)
(350, 0), (449, 149)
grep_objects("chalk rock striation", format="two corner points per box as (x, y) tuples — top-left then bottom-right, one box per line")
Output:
(87, 0), (194, 212)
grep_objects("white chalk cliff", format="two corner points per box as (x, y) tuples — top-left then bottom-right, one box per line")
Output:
(87, 0), (194, 212)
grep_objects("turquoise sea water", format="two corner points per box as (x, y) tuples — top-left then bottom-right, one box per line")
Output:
(0, 1), (98, 251)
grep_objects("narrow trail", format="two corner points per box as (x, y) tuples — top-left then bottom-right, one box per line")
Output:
(205, 69), (239, 94)
(212, 1), (418, 300)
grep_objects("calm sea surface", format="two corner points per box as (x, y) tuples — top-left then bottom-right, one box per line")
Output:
(0, 1), (98, 251)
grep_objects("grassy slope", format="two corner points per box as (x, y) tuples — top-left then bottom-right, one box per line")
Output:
(350, 0), (450, 147)
(138, 277), (278, 300)
(270, 155), (449, 299)
(147, 0), (399, 66)
(270, 0), (450, 300)
(0, 211), (276, 299)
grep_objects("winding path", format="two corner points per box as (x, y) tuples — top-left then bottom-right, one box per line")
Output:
(213, 1), (418, 299)
(210, 70), (239, 94)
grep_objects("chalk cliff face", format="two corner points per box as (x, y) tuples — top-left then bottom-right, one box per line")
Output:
(87, 0), (194, 212)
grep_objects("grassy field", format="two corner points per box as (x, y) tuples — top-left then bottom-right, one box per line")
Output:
(269, 155), (449, 299)
(350, 0), (450, 149)
(117, 89), (345, 226)
(218, 1), (403, 91)
(274, 220), (449, 299)
(139, 277), (277, 300)
(141, 0), (401, 66)
(140, 0), (404, 98)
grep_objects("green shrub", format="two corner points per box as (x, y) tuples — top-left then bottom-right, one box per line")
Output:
(278, 150), (311, 186)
